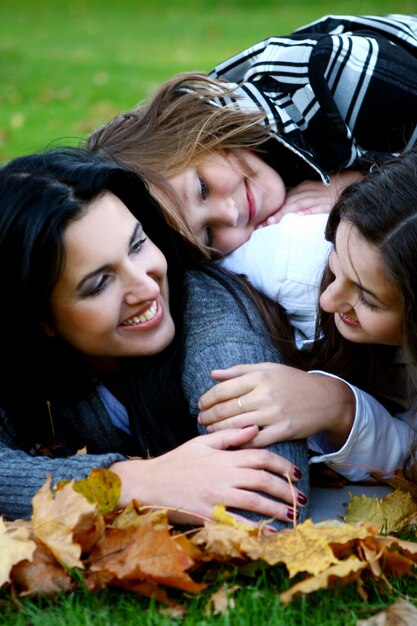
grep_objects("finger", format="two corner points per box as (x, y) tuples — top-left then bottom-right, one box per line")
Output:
(205, 414), (258, 432)
(210, 363), (265, 380)
(202, 425), (259, 449)
(234, 468), (306, 512)
(199, 378), (253, 410)
(199, 393), (254, 425)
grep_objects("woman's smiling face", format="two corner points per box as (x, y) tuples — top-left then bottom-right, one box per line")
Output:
(320, 220), (403, 346)
(47, 191), (175, 372)
(167, 149), (287, 254)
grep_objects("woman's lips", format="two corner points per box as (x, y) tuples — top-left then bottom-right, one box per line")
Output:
(245, 179), (256, 223)
(119, 298), (163, 331)
(338, 312), (361, 328)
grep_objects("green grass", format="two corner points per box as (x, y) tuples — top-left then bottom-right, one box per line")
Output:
(1, 0), (417, 161)
(3, 0), (417, 622)
(1, 565), (417, 626)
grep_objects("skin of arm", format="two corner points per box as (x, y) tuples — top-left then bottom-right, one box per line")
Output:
(197, 363), (356, 450)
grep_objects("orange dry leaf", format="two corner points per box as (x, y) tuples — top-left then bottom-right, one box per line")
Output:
(241, 520), (373, 577)
(10, 541), (73, 597)
(32, 475), (98, 569)
(88, 522), (205, 594)
(344, 489), (417, 531)
(192, 522), (255, 560)
(0, 518), (36, 587)
(280, 555), (367, 605)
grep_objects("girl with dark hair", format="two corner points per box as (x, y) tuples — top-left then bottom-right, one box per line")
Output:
(198, 150), (417, 486)
(0, 147), (316, 527)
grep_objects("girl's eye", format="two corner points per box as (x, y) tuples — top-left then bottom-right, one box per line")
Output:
(130, 238), (146, 254)
(205, 227), (214, 247)
(358, 292), (377, 311)
(199, 176), (209, 201)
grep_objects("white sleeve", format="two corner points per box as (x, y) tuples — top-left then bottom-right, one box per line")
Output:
(219, 213), (331, 342)
(308, 371), (416, 481)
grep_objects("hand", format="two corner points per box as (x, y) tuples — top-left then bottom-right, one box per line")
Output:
(198, 363), (355, 448)
(110, 426), (305, 526)
(263, 170), (363, 225)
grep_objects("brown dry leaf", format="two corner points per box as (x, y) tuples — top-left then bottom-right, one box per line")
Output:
(89, 522), (205, 593)
(370, 470), (417, 499)
(32, 475), (98, 568)
(372, 536), (417, 577)
(241, 520), (373, 577)
(72, 468), (121, 515)
(344, 489), (417, 532)
(192, 522), (253, 560)
(112, 501), (170, 531)
(0, 517), (36, 587)
(11, 541), (73, 597)
(205, 584), (240, 615)
(357, 597), (417, 625)
(280, 555), (367, 605)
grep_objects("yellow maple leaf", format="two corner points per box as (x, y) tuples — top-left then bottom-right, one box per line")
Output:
(32, 475), (98, 569)
(0, 518), (36, 587)
(280, 555), (367, 605)
(212, 504), (255, 531)
(344, 489), (417, 532)
(241, 519), (372, 578)
(72, 468), (121, 515)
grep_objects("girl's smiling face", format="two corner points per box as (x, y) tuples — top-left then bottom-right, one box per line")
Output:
(167, 149), (286, 254)
(320, 220), (403, 346)
(47, 191), (175, 373)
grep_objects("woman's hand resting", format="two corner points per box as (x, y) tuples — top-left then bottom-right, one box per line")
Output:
(110, 426), (305, 526)
(198, 363), (355, 449)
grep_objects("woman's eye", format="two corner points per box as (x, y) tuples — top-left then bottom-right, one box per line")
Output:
(130, 238), (146, 254)
(84, 275), (111, 297)
(199, 176), (209, 201)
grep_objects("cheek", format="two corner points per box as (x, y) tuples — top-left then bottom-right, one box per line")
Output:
(214, 227), (253, 254)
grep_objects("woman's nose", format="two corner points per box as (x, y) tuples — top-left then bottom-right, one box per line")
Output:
(124, 264), (159, 306)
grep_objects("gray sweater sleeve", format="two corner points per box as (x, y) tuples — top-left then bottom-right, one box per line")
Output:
(0, 400), (126, 521)
(181, 269), (310, 527)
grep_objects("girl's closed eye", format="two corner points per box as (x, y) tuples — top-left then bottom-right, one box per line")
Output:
(199, 176), (209, 201)
(358, 291), (378, 311)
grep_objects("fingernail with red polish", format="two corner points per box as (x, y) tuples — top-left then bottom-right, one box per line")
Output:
(297, 492), (307, 506)
(286, 507), (300, 521)
(293, 467), (302, 480)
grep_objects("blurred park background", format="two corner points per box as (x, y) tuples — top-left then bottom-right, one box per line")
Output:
(1, 0), (417, 162)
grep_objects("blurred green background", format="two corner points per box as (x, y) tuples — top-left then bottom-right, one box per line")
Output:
(1, 0), (417, 162)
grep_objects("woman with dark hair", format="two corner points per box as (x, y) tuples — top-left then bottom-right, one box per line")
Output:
(0, 147), (318, 527)
(198, 150), (417, 485)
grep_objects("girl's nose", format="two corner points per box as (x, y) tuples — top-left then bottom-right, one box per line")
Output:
(320, 279), (352, 313)
(215, 197), (239, 227)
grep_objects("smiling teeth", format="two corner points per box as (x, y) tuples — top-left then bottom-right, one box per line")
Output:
(121, 300), (158, 326)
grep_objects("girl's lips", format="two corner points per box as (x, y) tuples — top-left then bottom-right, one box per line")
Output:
(338, 312), (361, 328)
(245, 179), (256, 223)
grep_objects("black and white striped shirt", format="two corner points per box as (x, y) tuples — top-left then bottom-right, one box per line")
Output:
(208, 14), (417, 185)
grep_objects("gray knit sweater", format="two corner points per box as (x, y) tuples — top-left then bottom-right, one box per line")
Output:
(0, 269), (309, 523)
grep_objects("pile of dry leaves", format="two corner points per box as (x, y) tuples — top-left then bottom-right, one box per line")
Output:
(2, 468), (417, 618)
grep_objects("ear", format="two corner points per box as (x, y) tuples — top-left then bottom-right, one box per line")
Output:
(38, 320), (56, 338)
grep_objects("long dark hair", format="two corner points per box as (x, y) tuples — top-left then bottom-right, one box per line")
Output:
(310, 151), (417, 478)
(0, 147), (197, 455)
